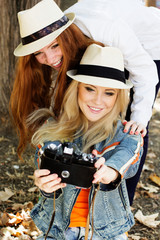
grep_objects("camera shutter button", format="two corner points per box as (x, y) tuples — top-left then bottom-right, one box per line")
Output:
(61, 170), (70, 178)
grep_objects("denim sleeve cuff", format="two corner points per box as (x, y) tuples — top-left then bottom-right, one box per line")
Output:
(40, 188), (62, 198)
(99, 173), (121, 191)
(40, 189), (54, 198)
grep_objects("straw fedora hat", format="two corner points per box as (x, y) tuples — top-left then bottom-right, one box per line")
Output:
(14, 0), (75, 56)
(67, 44), (133, 89)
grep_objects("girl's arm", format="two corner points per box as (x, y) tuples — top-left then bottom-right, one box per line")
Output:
(92, 133), (143, 186)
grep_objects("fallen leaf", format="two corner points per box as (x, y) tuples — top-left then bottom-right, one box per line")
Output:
(7, 212), (23, 226)
(142, 163), (154, 172)
(6, 172), (15, 179)
(0, 225), (28, 238)
(28, 187), (38, 193)
(145, 183), (159, 193)
(133, 191), (140, 200)
(0, 205), (42, 239)
(20, 209), (31, 221)
(0, 136), (10, 142)
(137, 182), (159, 193)
(143, 191), (159, 199)
(0, 188), (14, 201)
(11, 202), (33, 213)
(28, 175), (34, 180)
(0, 213), (10, 226)
(12, 203), (24, 211)
(135, 209), (160, 228)
(18, 189), (26, 196)
(24, 202), (34, 210)
(147, 152), (157, 159)
(149, 173), (160, 187)
(128, 235), (141, 240)
(11, 147), (16, 155)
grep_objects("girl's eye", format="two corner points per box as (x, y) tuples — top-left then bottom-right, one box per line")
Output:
(85, 87), (94, 92)
(34, 52), (42, 56)
(51, 43), (59, 49)
(105, 92), (115, 96)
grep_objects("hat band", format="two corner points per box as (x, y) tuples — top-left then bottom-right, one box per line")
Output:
(77, 65), (126, 83)
(21, 15), (69, 45)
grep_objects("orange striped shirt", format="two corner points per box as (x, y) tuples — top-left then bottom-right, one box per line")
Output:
(69, 188), (90, 227)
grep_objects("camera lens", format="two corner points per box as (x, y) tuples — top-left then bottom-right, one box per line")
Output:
(61, 170), (70, 178)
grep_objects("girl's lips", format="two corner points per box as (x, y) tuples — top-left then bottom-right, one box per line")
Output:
(52, 58), (63, 68)
(88, 106), (103, 113)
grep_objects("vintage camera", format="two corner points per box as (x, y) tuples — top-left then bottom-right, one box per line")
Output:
(40, 142), (97, 188)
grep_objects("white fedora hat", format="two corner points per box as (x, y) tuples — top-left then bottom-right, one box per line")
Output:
(67, 44), (133, 89)
(14, 0), (75, 56)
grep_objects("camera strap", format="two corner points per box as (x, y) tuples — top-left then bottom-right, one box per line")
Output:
(85, 183), (100, 240)
(44, 191), (56, 240)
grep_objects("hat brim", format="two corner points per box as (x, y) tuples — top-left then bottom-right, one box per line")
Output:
(67, 69), (133, 89)
(14, 12), (75, 56)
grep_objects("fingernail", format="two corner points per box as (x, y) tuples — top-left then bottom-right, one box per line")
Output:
(130, 131), (133, 134)
(124, 129), (127, 132)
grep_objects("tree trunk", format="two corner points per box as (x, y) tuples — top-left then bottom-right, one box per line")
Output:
(145, 0), (156, 6)
(0, 0), (61, 114)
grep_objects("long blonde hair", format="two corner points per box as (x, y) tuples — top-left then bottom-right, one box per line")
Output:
(31, 80), (129, 152)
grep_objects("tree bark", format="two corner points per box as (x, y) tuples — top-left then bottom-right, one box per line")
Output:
(145, 0), (156, 6)
(0, 0), (61, 114)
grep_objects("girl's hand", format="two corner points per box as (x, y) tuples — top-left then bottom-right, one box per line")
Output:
(122, 120), (147, 137)
(92, 150), (119, 184)
(34, 169), (66, 193)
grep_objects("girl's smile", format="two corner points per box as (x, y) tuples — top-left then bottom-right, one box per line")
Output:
(78, 83), (118, 122)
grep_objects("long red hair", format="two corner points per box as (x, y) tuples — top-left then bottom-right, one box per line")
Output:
(10, 23), (104, 158)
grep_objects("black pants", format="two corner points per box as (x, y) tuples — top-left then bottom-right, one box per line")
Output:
(125, 60), (160, 205)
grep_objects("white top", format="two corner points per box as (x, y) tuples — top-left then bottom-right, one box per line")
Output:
(65, 0), (160, 126)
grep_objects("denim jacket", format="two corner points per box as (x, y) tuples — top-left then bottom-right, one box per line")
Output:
(30, 121), (143, 239)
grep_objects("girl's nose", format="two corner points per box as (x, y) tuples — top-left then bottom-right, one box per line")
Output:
(45, 52), (54, 65)
(93, 93), (103, 104)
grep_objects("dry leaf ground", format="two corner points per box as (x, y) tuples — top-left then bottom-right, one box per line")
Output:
(0, 94), (160, 239)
